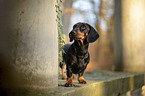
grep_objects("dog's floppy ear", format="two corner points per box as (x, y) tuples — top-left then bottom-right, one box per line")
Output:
(69, 32), (73, 42)
(87, 24), (99, 43)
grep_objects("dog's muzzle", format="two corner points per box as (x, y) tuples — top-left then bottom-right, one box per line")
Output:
(69, 31), (84, 40)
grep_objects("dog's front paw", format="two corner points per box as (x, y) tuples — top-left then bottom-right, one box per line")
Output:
(65, 78), (73, 87)
(78, 76), (87, 84)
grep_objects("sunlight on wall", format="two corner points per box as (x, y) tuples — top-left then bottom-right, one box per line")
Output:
(122, 0), (145, 72)
(129, 1), (144, 44)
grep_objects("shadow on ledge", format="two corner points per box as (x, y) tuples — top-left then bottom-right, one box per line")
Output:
(2, 71), (144, 96)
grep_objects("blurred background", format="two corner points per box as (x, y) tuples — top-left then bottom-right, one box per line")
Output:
(61, 0), (114, 72)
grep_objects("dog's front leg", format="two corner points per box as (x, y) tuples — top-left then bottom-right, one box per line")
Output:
(65, 66), (73, 87)
(78, 73), (87, 84)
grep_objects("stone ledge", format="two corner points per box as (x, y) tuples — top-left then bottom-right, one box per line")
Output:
(49, 71), (144, 96)
(8, 71), (144, 96)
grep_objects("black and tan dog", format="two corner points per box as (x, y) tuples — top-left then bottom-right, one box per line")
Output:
(60, 22), (99, 87)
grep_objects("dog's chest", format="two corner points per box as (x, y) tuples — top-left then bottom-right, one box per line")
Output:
(71, 53), (88, 73)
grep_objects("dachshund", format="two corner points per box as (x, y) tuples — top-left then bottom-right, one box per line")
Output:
(60, 22), (99, 87)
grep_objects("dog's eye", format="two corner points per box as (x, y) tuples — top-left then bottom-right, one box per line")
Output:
(80, 25), (86, 31)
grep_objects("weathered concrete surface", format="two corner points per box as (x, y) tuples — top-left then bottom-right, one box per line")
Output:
(14, 71), (144, 96)
(114, 0), (145, 72)
(55, 72), (144, 96)
(0, 0), (58, 92)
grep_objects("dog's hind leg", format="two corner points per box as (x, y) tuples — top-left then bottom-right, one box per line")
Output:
(72, 73), (76, 79)
(62, 65), (67, 79)
(59, 62), (67, 79)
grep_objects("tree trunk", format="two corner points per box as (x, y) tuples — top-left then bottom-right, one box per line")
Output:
(62, 0), (74, 43)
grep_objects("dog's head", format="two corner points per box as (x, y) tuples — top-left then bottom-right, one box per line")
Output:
(69, 22), (99, 43)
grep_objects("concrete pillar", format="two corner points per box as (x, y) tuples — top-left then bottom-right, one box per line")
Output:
(114, 0), (145, 72)
(0, 0), (58, 91)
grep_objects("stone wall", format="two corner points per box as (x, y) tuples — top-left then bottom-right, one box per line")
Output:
(0, 0), (58, 91)
(114, 0), (145, 72)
